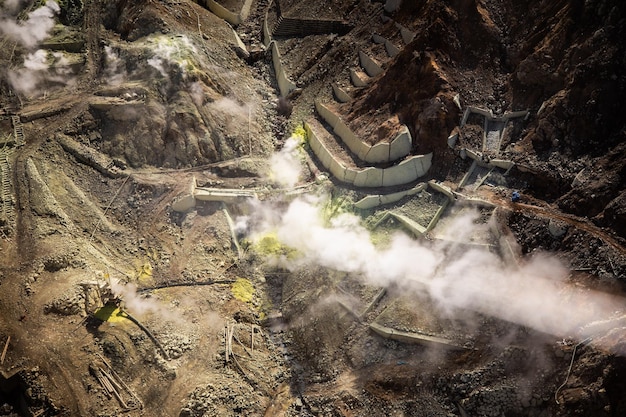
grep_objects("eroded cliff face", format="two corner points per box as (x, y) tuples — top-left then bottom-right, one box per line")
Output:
(0, 1), (625, 416)
(342, 0), (625, 237)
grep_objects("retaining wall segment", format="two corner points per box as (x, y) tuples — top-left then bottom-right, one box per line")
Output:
(350, 68), (369, 87)
(315, 101), (411, 164)
(354, 183), (427, 210)
(331, 83), (351, 103)
(305, 121), (432, 187)
(201, 0), (254, 25)
(270, 41), (297, 97)
(358, 50), (383, 77)
(369, 322), (466, 350)
(372, 34), (400, 57)
(394, 22), (416, 44)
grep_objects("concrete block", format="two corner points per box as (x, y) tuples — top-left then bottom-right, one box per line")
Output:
(384, 40), (401, 57)
(354, 167), (382, 187)
(315, 101), (340, 129)
(350, 69), (369, 87)
(427, 181), (454, 200)
(171, 194), (196, 212)
(364, 145), (389, 163)
(331, 83), (351, 103)
(489, 159), (515, 170)
(359, 50), (383, 77)
(343, 167), (357, 184)
(389, 213), (427, 237)
(372, 33), (386, 44)
(389, 126), (412, 161)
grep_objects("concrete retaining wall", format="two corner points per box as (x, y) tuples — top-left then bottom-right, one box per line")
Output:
(203, 0), (242, 25)
(369, 322), (466, 350)
(270, 41), (297, 97)
(315, 101), (411, 163)
(262, 0), (273, 47)
(354, 183), (427, 210)
(305, 122), (432, 187)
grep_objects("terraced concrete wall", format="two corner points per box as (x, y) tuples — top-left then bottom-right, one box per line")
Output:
(270, 41), (296, 97)
(305, 122), (431, 187)
(315, 101), (411, 164)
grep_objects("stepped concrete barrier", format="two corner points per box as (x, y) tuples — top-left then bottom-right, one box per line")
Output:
(331, 82), (351, 103)
(369, 322), (467, 351)
(201, 0), (254, 25)
(305, 121), (432, 187)
(315, 101), (411, 163)
(350, 68), (369, 87)
(395, 22), (415, 44)
(372, 34), (400, 57)
(270, 41), (297, 97)
(358, 50), (383, 77)
(354, 183), (427, 210)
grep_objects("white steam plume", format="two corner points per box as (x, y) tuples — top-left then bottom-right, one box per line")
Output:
(243, 142), (626, 353)
(269, 135), (303, 188)
(0, 0), (59, 48)
(109, 278), (178, 322)
(103, 46), (127, 86)
(7, 49), (76, 95)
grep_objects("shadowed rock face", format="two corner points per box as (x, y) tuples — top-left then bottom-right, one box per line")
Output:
(337, 0), (625, 237)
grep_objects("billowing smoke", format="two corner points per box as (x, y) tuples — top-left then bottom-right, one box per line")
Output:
(103, 46), (127, 86)
(242, 140), (626, 353)
(109, 278), (179, 322)
(7, 49), (77, 95)
(147, 35), (196, 78)
(1, 1), (79, 96)
(0, 0), (59, 48)
(269, 135), (303, 188)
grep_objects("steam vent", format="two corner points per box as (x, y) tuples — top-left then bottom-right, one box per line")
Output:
(1, 0), (625, 416)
